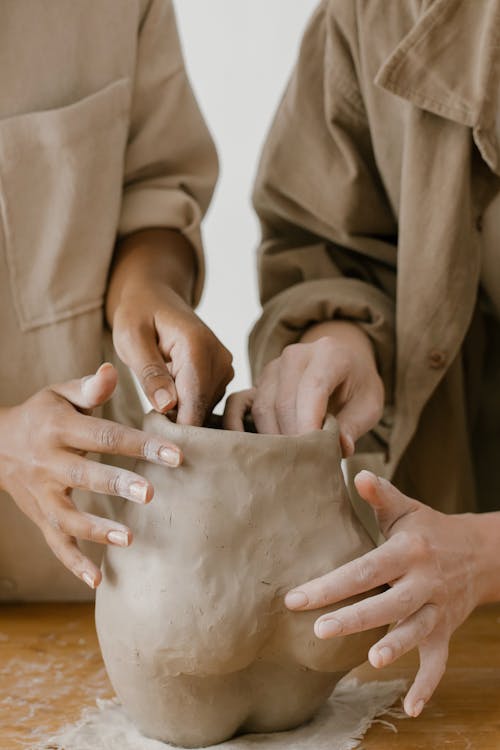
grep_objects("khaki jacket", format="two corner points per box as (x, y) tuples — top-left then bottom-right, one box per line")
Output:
(0, 0), (217, 600)
(250, 0), (500, 524)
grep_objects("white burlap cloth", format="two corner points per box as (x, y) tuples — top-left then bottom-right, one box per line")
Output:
(36, 677), (407, 750)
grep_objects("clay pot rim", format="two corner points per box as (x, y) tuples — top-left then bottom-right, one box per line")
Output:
(145, 412), (340, 445)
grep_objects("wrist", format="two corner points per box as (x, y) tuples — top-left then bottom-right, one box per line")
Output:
(466, 512), (500, 604)
(105, 228), (197, 328)
(301, 320), (377, 366)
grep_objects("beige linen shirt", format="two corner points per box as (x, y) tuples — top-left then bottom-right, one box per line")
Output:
(0, 0), (217, 600)
(250, 0), (500, 523)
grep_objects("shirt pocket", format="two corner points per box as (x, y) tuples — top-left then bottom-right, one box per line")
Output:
(0, 78), (131, 332)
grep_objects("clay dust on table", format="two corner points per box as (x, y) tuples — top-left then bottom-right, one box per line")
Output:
(0, 604), (407, 750)
(0, 610), (113, 749)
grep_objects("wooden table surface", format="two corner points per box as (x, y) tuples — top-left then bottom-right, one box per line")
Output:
(1, 602), (500, 749)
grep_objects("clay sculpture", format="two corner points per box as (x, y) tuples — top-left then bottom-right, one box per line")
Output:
(95, 413), (385, 748)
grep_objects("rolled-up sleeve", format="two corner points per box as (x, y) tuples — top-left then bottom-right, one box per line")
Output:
(119, 0), (218, 306)
(250, 0), (397, 401)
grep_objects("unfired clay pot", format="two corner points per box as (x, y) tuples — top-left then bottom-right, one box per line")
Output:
(95, 413), (385, 748)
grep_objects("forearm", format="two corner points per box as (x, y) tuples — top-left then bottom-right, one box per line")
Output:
(469, 511), (500, 604)
(105, 228), (197, 328)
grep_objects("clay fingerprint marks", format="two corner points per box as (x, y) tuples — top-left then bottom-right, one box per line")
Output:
(132, 447), (278, 674)
(96, 414), (386, 747)
(155, 415), (300, 673)
(267, 426), (382, 674)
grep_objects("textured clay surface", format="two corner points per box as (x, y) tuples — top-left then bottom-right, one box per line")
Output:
(96, 414), (385, 747)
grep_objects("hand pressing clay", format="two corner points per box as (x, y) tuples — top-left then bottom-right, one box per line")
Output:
(95, 413), (385, 748)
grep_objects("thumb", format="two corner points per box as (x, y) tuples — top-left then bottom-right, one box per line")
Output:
(354, 470), (418, 537)
(51, 363), (118, 411)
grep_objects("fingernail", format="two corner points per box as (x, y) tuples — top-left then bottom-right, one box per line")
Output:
(83, 363), (112, 392)
(285, 591), (309, 609)
(81, 373), (97, 397)
(129, 481), (149, 503)
(412, 700), (425, 717)
(374, 646), (392, 666)
(154, 388), (174, 412)
(159, 447), (181, 467)
(82, 572), (96, 589)
(107, 530), (130, 547)
(97, 362), (114, 374)
(356, 469), (376, 482)
(316, 618), (343, 639)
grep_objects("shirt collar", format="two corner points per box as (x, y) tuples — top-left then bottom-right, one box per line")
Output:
(375, 0), (500, 173)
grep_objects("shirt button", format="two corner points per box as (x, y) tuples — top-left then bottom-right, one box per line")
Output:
(428, 349), (447, 369)
(476, 215), (483, 232)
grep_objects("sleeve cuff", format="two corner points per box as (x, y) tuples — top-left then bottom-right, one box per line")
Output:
(248, 277), (395, 400)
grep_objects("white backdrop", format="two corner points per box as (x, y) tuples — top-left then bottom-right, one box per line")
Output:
(174, 1), (318, 398)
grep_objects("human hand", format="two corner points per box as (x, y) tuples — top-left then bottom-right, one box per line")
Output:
(107, 229), (234, 425)
(285, 471), (490, 717)
(224, 321), (383, 456)
(0, 363), (182, 589)
(112, 280), (233, 425)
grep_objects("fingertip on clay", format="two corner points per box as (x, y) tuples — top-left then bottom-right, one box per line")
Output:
(368, 645), (392, 669)
(159, 446), (183, 468)
(284, 590), (309, 609)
